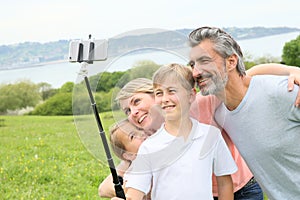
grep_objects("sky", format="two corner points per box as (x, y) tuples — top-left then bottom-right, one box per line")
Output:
(1, 0), (300, 45)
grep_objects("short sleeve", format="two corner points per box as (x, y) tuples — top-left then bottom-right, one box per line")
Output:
(124, 145), (152, 194)
(213, 135), (237, 176)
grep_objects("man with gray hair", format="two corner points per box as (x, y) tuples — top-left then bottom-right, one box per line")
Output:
(188, 26), (300, 200)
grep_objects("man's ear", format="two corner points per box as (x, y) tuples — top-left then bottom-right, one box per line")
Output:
(122, 152), (136, 161)
(226, 54), (238, 72)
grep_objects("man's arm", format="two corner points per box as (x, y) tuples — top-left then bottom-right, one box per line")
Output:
(246, 63), (299, 76)
(216, 175), (234, 200)
(246, 63), (300, 107)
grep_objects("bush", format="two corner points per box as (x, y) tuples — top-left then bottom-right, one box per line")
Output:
(30, 93), (73, 115)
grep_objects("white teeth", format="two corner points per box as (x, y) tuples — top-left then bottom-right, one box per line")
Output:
(163, 105), (175, 109)
(199, 78), (207, 83)
(138, 115), (147, 123)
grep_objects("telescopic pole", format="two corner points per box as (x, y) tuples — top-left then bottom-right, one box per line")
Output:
(78, 42), (126, 198)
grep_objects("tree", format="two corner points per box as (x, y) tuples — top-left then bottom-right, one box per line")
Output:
(37, 82), (57, 100)
(127, 60), (160, 80)
(95, 89), (116, 112)
(0, 80), (41, 113)
(60, 82), (75, 93)
(93, 71), (126, 92)
(30, 82), (75, 115)
(90, 60), (160, 93)
(282, 35), (300, 66)
(72, 83), (92, 115)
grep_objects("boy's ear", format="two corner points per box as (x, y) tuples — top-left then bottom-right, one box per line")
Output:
(122, 152), (136, 161)
(226, 54), (238, 72)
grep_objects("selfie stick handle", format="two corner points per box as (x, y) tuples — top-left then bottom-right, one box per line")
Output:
(84, 74), (126, 199)
(78, 39), (126, 199)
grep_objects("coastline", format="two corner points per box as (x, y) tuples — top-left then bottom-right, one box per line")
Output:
(0, 59), (68, 71)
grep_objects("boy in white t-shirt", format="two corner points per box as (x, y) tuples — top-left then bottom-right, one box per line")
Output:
(113, 63), (237, 200)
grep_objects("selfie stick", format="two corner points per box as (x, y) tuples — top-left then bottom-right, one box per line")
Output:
(76, 36), (126, 199)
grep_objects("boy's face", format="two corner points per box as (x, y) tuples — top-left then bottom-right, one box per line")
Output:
(154, 78), (195, 122)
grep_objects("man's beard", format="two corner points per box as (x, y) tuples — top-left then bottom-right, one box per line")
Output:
(199, 73), (228, 96)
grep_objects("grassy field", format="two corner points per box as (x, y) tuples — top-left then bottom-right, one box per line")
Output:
(0, 114), (269, 200)
(0, 115), (114, 200)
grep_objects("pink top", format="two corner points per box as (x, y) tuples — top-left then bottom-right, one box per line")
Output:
(190, 94), (253, 196)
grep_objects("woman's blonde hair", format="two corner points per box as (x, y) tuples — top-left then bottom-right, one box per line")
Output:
(115, 78), (154, 101)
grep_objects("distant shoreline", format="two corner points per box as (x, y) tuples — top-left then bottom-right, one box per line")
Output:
(0, 59), (68, 71)
(30, 59), (68, 67)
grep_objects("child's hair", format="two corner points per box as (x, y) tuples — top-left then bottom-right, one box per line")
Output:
(152, 63), (195, 90)
(115, 78), (154, 101)
(109, 119), (130, 161)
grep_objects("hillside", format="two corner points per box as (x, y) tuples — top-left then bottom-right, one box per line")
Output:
(0, 27), (299, 70)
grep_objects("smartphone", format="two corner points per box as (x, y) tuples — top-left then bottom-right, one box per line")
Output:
(68, 39), (108, 63)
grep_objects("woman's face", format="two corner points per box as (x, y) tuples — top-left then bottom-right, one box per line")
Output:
(119, 93), (164, 132)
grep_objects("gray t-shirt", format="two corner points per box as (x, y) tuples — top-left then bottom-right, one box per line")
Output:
(215, 75), (300, 200)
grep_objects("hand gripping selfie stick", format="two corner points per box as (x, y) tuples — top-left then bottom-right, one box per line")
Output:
(69, 35), (126, 199)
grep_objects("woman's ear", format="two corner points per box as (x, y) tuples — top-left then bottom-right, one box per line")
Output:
(122, 152), (136, 161)
(226, 54), (238, 72)
(189, 88), (197, 104)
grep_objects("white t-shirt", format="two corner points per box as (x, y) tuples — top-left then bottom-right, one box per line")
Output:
(125, 118), (237, 200)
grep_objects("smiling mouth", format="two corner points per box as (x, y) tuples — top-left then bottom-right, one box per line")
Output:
(162, 105), (175, 110)
(199, 78), (208, 83)
(197, 78), (210, 88)
(138, 115), (147, 124)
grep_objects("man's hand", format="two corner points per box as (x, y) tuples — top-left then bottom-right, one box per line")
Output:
(287, 74), (300, 107)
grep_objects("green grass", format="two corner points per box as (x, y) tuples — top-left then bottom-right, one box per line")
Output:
(0, 114), (269, 200)
(0, 115), (114, 200)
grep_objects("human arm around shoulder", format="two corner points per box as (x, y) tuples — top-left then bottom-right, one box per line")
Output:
(98, 160), (130, 198)
(246, 63), (300, 77)
(216, 175), (234, 200)
(246, 63), (300, 107)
